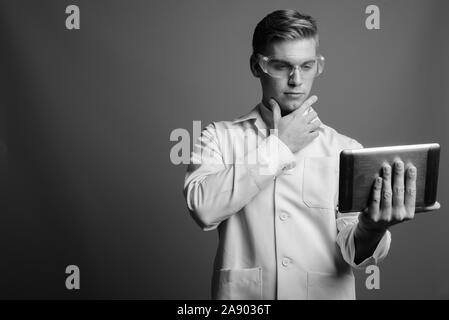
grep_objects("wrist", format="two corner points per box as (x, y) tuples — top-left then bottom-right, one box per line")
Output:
(356, 221), (387, 239)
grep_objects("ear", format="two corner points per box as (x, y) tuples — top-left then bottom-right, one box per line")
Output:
(250, 54), (261, 78)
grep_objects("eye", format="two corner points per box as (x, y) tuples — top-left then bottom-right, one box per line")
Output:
(269, 61), (291, 70)
(301, 61), (316, 71)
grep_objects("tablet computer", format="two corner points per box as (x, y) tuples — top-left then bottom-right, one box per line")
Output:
(338, 143), (440, 213)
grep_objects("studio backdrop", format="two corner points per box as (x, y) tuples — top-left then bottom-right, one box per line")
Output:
(1, 0), (448, 299)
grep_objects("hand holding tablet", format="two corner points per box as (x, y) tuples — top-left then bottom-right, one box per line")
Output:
(338, 143), (441, 219)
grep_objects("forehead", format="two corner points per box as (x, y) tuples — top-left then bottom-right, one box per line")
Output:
(266, 38), (317, 59)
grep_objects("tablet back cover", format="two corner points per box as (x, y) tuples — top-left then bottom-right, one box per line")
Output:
(338, 144), (440, 213)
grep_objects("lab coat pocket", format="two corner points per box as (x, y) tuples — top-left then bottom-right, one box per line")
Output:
(307, 271), (355, 300)
(214, 267), (263, 300)
(302, 156), (338, 210)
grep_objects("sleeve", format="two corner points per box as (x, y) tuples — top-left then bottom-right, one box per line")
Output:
(335, 138), (392, 268)
(336, 212), (392, 269)
(183, 122), (296, 231)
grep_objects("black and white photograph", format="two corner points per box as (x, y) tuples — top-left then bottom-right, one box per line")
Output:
(1, 0), (448, 307)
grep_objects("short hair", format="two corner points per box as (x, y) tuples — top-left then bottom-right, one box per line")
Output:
(252, 9), (319, 55)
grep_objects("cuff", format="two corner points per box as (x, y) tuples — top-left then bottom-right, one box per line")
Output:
(350, 226), (392, 269)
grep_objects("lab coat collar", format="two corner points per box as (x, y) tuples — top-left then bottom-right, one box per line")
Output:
(232, 103), (273, 137)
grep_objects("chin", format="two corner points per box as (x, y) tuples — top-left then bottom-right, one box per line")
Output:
(280, 106), (296, 116)
(282, 101), (301, 113)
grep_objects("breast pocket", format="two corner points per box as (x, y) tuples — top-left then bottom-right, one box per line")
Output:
(302, 156), (338, 210)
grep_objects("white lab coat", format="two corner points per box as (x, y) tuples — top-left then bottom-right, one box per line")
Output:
(184, 103), (391, 300)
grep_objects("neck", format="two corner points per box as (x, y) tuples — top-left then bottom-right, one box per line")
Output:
(259, 100), (275, 131)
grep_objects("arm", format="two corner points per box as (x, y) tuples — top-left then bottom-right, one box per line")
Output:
(336, 210), (391, 269)
(353, 222), (388, 265)
(183, 123), (296, 231)
(338, 159), (439, 267)
(335, 139), (391, 268)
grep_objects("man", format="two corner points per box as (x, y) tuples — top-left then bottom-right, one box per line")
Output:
(183, 9), (437, 299)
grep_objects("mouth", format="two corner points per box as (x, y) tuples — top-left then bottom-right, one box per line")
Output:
(284, 92), (304, 97)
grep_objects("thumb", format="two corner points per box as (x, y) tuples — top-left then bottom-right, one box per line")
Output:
(416, 201), (441, 214)
(270, 98), (281, 130)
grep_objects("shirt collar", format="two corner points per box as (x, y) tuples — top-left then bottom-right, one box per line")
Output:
(232, 105), (259, 124)
(232, 102), (274, 136)
(232, 102), (324, 138)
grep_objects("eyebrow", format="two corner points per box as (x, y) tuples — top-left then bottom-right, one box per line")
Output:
(300, 59), (316, 64)
(271, 57), (316, 64)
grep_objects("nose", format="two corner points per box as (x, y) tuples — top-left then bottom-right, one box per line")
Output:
(288, 66), (303, 86)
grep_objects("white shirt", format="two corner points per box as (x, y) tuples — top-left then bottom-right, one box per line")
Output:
(183, 103), (391, 300)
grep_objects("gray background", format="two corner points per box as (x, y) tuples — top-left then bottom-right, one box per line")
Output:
(0, 0), (448, 299)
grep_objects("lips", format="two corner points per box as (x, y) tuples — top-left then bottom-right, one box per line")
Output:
(284, 92), (304, 97)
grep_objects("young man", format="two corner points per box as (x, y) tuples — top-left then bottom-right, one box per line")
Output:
(184, 10), (432, 299)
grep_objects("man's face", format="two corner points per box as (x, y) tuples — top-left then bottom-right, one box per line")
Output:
(252, 38), (318, 116)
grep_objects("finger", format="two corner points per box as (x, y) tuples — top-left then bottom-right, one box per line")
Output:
(368, 176), (382, 221)
(380, 163), (392, 220)
(306, 131), (319, 141)
(269, 98), (282, 130)
(404, 164), (417, 215)
(292, 95), (318, 117)
(306, 119), (322, 132)
(304, 110), (318, 123)
(392, 160), (405, 210)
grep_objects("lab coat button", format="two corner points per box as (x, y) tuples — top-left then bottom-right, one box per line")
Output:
(282, 257), (291, 267)
(280, 212), (289, 221)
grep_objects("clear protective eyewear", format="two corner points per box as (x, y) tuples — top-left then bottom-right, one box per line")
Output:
(257, 54), (325, 79)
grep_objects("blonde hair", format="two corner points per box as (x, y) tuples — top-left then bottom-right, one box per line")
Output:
(252, 9), (319, 55)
